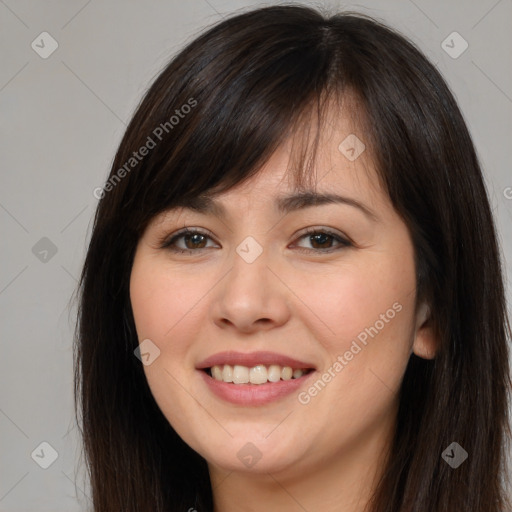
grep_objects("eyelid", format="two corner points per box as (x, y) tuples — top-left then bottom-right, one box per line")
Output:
(294, 226), (351, 242)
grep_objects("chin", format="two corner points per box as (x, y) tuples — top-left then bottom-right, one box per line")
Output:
(195, 431), (309, 475)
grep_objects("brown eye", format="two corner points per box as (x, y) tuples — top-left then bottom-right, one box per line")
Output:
(307, 232), (334, 249)
(182, 233), (208, 249)
(161, 228), (218, 253)
(292, 228), (352, 253)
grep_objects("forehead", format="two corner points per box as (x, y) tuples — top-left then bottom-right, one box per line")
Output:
(213, 107), (384, 210)
(152, 94), (390, 229)
(158, 125), (387, 232)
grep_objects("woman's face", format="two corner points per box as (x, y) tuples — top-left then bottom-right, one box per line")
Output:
(129, 114), (435, 481)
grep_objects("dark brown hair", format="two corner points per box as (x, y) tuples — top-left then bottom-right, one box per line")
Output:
(74, 4), (512, 511)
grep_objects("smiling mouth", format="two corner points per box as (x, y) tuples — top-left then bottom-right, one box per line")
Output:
(203, 364), (314, 385)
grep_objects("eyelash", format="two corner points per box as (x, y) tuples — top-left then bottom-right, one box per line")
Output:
(159, 227), (352, 254)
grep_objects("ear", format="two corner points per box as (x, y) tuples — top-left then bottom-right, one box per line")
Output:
(412, 303), (437, 359)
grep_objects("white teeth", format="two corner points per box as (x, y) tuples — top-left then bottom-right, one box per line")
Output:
(293, 369), (304, 379)
(222, 364), (233, 383)
(232, 365), (249, 384)
(267, 365), (281, 382)
(281, 366), (293, 380)
(249, 365), (268, 384)
(211, 366), (223, 380)
(209, 364), (310, 384)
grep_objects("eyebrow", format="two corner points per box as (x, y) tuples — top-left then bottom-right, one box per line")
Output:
(173, 191), (378, 222)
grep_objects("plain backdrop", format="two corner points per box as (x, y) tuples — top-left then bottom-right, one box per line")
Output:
(1, 0), (511, 510)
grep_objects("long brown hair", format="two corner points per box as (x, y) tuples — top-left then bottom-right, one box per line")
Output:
(74, 5), (512, 511)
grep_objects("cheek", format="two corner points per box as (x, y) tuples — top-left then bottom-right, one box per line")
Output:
(296, 260), (415, 352)
(129, 256), (208, 349)
(129, 255), (211, 438)
(290, 242), (417, 408)
(290, 259), (416, 449)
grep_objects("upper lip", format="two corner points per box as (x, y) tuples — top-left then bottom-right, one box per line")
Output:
(196, 351), (316, 370)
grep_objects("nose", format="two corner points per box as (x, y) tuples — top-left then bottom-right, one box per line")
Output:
(211, 245), (291, 334)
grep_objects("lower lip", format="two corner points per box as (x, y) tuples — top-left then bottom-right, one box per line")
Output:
(198, 370), (316, 406)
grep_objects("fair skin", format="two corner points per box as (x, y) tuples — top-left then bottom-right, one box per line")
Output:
(130, 111), (437, 512)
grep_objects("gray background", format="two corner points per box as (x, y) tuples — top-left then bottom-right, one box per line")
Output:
(1, 0), (511, 510)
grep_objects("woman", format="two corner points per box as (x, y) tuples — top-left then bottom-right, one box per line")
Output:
(74, 5), (512, 511)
